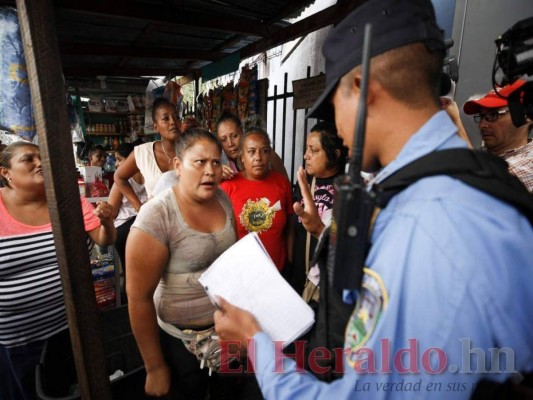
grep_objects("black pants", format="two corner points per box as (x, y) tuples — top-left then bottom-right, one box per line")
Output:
(159, 329), (263, 400)
(114, 217), (136, 302)
(0, 338), (46, 400)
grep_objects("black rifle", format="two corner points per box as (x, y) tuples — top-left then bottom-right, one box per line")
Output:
(326, 23), (376, 292)
(302, 25), (376, 383)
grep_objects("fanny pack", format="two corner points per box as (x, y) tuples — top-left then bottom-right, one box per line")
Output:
(178, 326), (221, 375)
(158, 317), (229, 375)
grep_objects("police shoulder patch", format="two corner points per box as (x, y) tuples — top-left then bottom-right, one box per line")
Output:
(344, 268), (388, 368)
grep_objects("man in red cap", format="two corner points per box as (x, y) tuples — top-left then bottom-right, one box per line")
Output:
(463, 80), (533, 191)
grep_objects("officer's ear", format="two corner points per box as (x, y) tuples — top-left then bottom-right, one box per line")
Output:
(351, 70), (379, 106)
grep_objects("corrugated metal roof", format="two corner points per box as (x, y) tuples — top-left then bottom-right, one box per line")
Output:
(0, 0), (363, 96)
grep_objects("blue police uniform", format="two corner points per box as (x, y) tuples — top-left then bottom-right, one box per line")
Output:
(249, 111), (533, 399)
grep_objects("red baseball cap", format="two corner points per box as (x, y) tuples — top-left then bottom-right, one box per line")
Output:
(463, 80), (526, 115)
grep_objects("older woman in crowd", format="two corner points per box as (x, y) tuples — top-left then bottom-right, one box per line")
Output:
(0, 142), (115, 400)
(216, 111), (288, 179)
(289, 122), (347, 294)
(220, 127), (294, 273)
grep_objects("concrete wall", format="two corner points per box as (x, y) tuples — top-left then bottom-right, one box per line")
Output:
(264, 0), (335, 182)
(450, 0), (533, 147)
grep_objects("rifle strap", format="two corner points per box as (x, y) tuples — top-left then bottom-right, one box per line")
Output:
(374, 148), (533, 224)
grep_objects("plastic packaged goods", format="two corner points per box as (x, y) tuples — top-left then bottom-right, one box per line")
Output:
(91, 254), (116, 311)
(104, 99), (117, 113)
(90, 175), (110, 198)
(163, 80), (182, 105)
(0, 7), (36, 140)
(79, 166), (109, 198)
(88, 98), (104, 112)
(144, 77), (166, 135)
(77, 170), (86, 196)
(116, 100), (129, 113)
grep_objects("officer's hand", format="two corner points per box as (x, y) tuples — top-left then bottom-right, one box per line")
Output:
(293, 166), (324, 237)
(214, 297), (261, 348)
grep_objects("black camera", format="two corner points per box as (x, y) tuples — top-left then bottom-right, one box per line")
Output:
(439, 39), (458, 101)
(493, 16), (533, 126)
(495, 17), (533, 83)
(439, 57), (458, 102)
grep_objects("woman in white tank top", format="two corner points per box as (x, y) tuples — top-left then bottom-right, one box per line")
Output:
(113, 98), (181, 207)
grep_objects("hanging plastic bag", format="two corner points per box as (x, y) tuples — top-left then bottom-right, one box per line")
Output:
(67, 94), (84, 143)
(144, 77), (166, 135)
(0, 7), (36, 140)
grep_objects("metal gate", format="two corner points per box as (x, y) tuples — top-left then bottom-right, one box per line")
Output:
(266, 66), (320, 185)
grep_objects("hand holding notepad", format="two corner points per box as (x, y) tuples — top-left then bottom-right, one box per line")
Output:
(199, 233), (315, 346)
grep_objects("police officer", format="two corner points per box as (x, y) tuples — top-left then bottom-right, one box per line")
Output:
(214, 1), (533, 399)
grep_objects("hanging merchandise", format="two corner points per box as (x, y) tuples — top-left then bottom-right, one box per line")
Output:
(163, 80), (184, 117)
(88, 98), (104, 112)
(0, 130), (21, 146)
(237, 65), (252, 121)
(205, 88), (214, 131)
(196, 93), (205, 123)
(176, 88), (184, 118)
(212, 84), (223, 124)
(104, 99), (117, 113)
(67, 94), (84, 143)
(0, 7), (36, 140)
(207, 88), (215, 121)
(179, 81), (196, 116)
(116, 100), (129, 113)
(128, 95), (144, 112)
(144, 77), (166, 135)
(247, 65), (259, 117)
(222, 81), (237, 115)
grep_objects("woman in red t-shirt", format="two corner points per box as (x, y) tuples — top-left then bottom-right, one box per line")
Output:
(220, 127), (293, 272)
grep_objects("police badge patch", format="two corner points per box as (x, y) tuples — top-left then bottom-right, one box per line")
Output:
(345, 268), (388, 368)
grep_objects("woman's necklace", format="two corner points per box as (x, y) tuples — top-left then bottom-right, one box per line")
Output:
(160, 141), (172, 164)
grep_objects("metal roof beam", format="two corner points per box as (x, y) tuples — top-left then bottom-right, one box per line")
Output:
(53, 0), (279, 37)
(241, 0), (364, 59)
(59, 42), (223, 61)
(63, 67), (193, 77)
(66, 78), (148, 92)
(268, 0), (316, 22)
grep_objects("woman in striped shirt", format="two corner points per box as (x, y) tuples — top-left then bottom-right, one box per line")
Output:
(0, 142), (116, 400)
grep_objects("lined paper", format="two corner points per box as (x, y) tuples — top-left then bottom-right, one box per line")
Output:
(200, 233), (315, 346)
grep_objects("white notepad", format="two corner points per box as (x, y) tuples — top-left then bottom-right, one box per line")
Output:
(199, 232), (315, 346)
